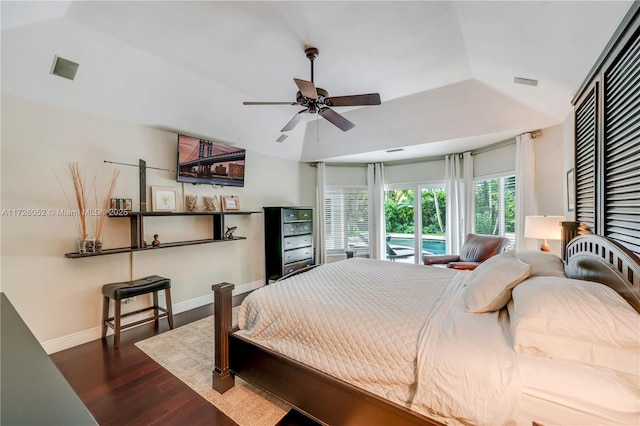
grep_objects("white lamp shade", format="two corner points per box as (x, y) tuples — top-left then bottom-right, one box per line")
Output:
(524, 216), (564, 240)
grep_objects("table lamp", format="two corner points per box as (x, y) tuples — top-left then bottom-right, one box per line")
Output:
(524, 215), (564, 252)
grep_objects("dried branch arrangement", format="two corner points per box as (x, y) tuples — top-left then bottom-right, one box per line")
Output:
(67, 162), (95, 240)
(56, 162), (119, 248)
(95, 169), (120, 241)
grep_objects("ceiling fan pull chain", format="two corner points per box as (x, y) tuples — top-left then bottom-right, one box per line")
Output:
(316, 114), (319, 141)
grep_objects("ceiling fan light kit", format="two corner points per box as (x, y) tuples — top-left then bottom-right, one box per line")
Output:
(243, 46), (381, 133)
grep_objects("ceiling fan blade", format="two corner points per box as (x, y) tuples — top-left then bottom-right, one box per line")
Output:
(325, 93), (381, 107)
(319, 107), (355, 132)
(243, 101), (298, 105)
(294, 78), (318, 100)
(281, 109), (308, 132)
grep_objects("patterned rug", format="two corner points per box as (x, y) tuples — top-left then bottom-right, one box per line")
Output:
(135, 311), (291, 425)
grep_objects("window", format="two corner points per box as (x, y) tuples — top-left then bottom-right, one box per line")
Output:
(324, 187), (369, 253)
(474, 175), (516, 248)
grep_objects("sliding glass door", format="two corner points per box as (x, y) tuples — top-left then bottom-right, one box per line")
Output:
(384, 188), (415, 262)
(384, 184), (446, 263)
(420, 186), (447, 256)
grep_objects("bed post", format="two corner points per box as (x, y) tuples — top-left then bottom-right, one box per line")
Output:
(212, 282), (235, 393)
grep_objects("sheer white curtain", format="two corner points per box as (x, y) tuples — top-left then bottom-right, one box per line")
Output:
(515, 133), (537, 249)
(445, 154), (464, 254)
(367, 163), (386, 259)
(463, 151), (475, 235)
(315, 162), (326, 264)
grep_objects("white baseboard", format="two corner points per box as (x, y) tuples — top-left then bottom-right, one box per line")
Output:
(41, 279), (264, 354)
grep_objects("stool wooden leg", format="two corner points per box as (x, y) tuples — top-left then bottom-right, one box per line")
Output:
(165, 288), (174, 329)
(101, 296), (110, 339)
(152, 290), (159, 325)
(114, 300), (122, 348)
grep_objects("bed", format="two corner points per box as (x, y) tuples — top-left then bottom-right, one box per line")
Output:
(212, 228), (640, 425)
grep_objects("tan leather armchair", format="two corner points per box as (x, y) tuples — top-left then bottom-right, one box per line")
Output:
(423, 233), (510, 270)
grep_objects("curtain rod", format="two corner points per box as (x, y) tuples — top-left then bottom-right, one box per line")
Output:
(470, 137), (516, 156)
(309, 162), (366, 168)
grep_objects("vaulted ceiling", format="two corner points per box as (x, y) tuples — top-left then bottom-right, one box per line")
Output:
(1, 1), (632, 162)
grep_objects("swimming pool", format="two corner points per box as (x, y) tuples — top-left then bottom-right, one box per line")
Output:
(387, 236), (446, 255)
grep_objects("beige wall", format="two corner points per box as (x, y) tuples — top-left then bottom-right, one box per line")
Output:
(0, 94), (302, 352)
(534, 124), (566, 216)
(562, 112), (576, 219)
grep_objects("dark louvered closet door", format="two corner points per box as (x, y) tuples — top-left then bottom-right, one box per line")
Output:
(604, 28), (640, 255)
(574, 88), (597, 231)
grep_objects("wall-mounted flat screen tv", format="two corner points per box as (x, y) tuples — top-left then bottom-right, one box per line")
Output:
(177, 134), (246, 187)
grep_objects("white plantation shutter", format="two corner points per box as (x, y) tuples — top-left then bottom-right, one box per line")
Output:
(324, 188), (369, 252)
(474, 175), (516, 249)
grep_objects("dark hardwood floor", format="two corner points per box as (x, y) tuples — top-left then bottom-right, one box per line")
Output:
(50, 303), (237, 425)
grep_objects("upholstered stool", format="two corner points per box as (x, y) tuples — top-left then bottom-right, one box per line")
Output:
(101, 275), (174, 348)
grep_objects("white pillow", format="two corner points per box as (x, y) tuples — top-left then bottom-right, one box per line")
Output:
(464, 250), (531, 313)
(510, 277), (640, 375)
(515, 250), (566, 277)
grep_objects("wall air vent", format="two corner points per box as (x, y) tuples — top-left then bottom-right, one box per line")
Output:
(51, 55), (79, 80)
(513, 76), (538, 87)
(276, 134), (288, 143)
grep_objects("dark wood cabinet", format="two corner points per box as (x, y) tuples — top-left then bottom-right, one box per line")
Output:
(264, 207), (314, 284)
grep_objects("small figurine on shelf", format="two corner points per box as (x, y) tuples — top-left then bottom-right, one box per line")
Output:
(224, 226), (237, 240)
(152, 234), (160, 247)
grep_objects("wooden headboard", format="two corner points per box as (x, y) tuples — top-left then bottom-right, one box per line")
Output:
(563, 233), (640, 314)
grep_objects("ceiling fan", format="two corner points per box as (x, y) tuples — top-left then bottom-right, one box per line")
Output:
(243, 46), (381, 132)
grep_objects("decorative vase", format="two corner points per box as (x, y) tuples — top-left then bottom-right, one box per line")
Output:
(95, 237), (103, 253)
(85, 237), (96, 253)
(78, 238), (87, 254)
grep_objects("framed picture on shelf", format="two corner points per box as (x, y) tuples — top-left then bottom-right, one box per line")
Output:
(566, 168), (575, 212)
(221, 195), (240, 212)
(151, 186), (178, 212)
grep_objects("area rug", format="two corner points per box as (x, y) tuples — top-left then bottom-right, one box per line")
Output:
(135, 311), (291, 425)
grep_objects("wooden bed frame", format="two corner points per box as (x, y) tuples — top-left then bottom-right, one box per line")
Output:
(212, 224), (640, 425)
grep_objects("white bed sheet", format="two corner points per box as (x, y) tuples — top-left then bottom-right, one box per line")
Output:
(411, 274), (521, 425)
(516, 355), (640, 425)
(238, 258), (461, 406)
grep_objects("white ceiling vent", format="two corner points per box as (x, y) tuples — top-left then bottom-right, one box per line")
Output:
(513, 76), (538, 87)
(51, 55), (79, 80)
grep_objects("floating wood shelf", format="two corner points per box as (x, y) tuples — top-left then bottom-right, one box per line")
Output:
(65, 211), (260, 258)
